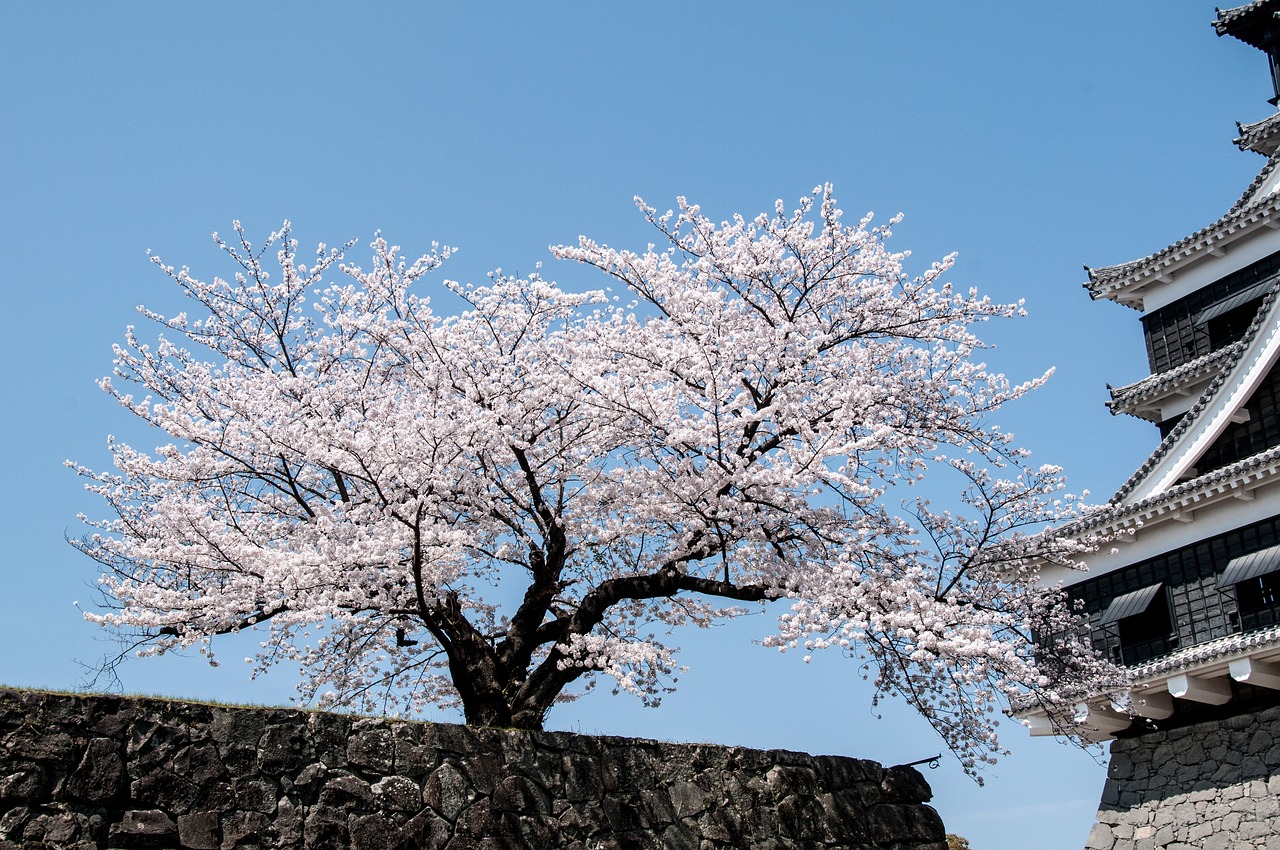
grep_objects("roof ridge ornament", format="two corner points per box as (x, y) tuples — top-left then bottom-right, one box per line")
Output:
(1236, 112), (1280, 155)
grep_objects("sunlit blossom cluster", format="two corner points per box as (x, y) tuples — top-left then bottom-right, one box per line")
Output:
(72, 187), (1120, 775)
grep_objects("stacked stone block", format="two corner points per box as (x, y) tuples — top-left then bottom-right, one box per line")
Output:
(1086, 704), (1280, 850)
(0, 688), (946, 849)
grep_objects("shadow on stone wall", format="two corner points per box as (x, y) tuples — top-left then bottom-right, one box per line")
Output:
(0, 688), (947, 849)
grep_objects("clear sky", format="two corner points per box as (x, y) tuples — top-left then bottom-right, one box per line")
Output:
(0, 3), (1270, 848)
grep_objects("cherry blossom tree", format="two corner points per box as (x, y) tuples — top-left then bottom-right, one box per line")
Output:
(72, 186), (1117, 773)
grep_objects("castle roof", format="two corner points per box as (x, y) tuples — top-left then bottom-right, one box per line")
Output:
(1214, 1), (1280, 48)
(1107, 342), (1246, 421)
(1066, 442), (1280, 538)
(1109, 276), (1280, 503)
(1237, 112), (1280, 155)
(1084, 153), (1280, 307)
(1022, 617), (1280, 743)
(1036, 274), (1280, 552)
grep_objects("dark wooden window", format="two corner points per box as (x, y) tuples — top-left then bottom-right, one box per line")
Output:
(1092, 585), (1175, 665)
(1119, 592), (1174, 665)
(1197, 363), (1280, 474)
(1141, 250), (1280, 373)
(1067, 515), (1280, 665)
(1207, 301), (1264, 349)
(1237, 573), (1280, 632)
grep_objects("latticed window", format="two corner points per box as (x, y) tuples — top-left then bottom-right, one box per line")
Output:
(1218, 544), (1280, 632)
(1068, 515), (1280, 665)
(1196, 364), (1280, 474)
(1141, 251), (1280, 373)
(1098, 584), (1174, 665)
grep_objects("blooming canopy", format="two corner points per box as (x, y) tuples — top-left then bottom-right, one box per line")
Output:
(72, 186), (1117, 774)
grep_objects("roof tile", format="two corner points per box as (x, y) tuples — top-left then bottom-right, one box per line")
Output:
(1126, 622), (1280, 679)
(1237, 112), (1280, 155)
(1214, 1), (1279, 40)
(1107, 343), (1245, 418)
(1085, 155), (1280, 301)
(1107, 279), (1280, 504)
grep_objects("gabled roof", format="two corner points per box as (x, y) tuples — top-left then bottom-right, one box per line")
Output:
(1237, 112), (1280, 155)
(1042, 282), (1280, 544)
(1214, 1), (1280, 48)
(1111, 278), (1280, 504)
(1084, 154), (1280, 307)
(1107, 342), (1246, 421)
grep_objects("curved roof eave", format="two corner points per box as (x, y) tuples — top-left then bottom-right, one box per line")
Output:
(1107, 343), (1245, 419)
(1237, 112), (1280, 155)
(1085, 156), (1280, 305)
(1051, 443), (1280, 543)
(1215, 1), (1280, 46)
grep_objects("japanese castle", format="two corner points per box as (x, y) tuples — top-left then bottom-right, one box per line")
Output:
(1023, 1), (1280, 741)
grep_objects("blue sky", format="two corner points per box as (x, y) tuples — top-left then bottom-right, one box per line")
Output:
(0, 3), (1269, 847)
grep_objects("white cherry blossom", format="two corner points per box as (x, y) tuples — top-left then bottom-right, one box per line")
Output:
(71, 187), (1119, 774)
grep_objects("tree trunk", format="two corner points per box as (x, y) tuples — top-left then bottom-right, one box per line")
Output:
(461, 696), (519, 729)
(457, 676), (552, 730)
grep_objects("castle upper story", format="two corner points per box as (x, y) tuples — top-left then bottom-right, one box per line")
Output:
(1023, 1), (1280, 741)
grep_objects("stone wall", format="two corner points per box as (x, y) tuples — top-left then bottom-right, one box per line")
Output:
(1086, 704), (1280, 850)
(0, 688), (947, 849)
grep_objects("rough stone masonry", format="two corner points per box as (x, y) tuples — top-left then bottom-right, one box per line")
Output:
(1085, 703), (1280, 850)
(0, 688), (947, 849)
